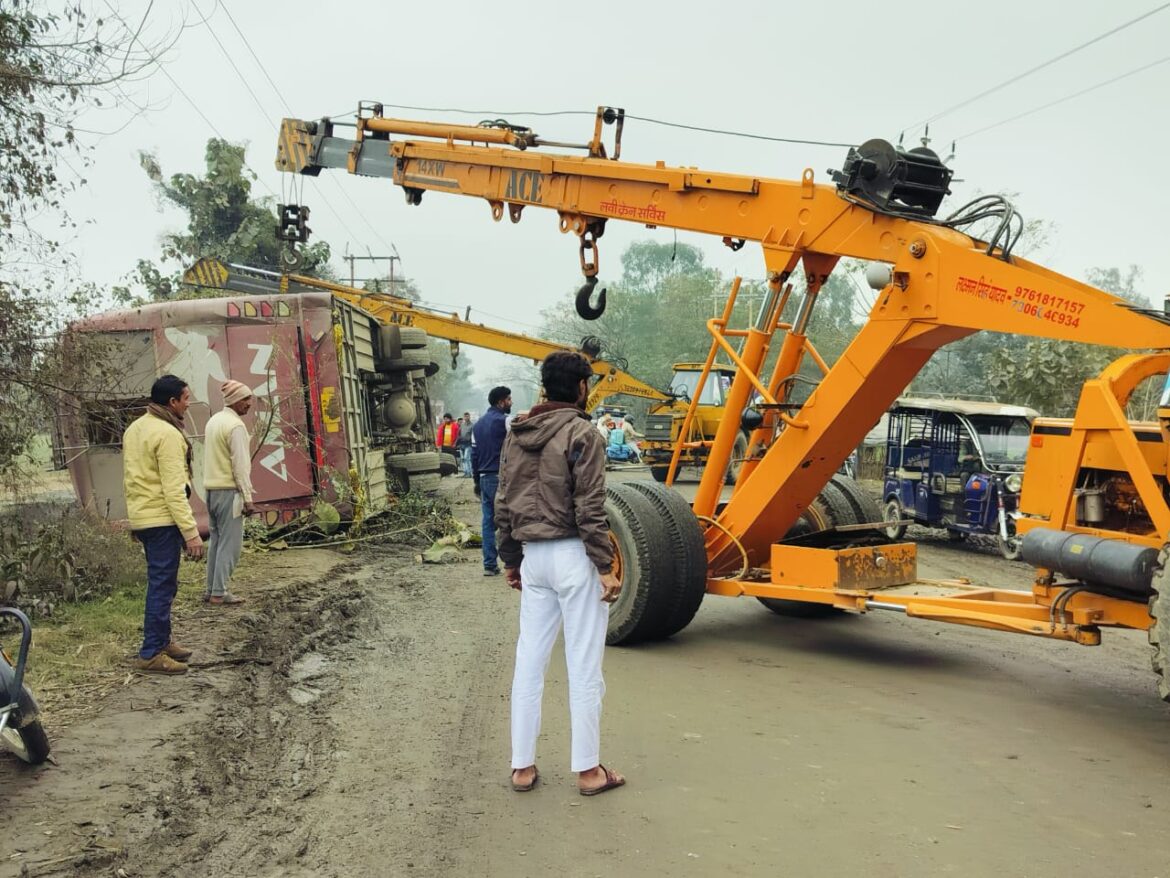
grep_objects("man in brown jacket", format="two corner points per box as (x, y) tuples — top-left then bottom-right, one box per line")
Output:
(496, 352), (626, 797)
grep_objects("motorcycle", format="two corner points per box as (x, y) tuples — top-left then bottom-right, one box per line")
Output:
(0, 607), (51, 765)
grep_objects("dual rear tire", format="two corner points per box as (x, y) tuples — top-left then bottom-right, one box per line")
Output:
(604, 482), (707, 645)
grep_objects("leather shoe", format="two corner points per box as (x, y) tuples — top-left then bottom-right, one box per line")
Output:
(135, 653), (188, 675)
(163, 641), (193, 662)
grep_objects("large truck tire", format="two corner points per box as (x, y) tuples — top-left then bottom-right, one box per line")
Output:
(604, 484), (675, 645)
(626, 481), (707, 638)
(439, 451), (458, 476)
(408, 472), (441, 494)
(387, 451), (441, 473)
(725, 431), (749, 485)
(397, 327), (428, 349)
(650, 465), (670, 483)
(1148, 545), (1170, 702)
(383, 349), (436, 372)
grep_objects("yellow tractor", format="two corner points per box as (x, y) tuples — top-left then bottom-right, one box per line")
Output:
(641, 362), (746, 484)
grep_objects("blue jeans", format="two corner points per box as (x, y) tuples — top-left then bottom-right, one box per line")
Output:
(459, 446), (473, 476)
(134, 525), (183, 659)
(480, 473), (499, 571)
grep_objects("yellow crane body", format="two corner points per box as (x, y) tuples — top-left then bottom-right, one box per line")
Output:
(276, 105), (1170, 701)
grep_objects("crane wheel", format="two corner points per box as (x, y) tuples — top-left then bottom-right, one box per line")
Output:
(604, 484), (675, 645)
(725, 432), (750, 485)
(1147, 545), (1170, 702)
(625, 481), (707, 639)
(828, 474), (884, 532)
(757, 479), (877, 619)
(650, 465), (670, 483)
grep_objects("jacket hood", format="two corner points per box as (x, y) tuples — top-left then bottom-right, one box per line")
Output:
(510, 405), (589, 451)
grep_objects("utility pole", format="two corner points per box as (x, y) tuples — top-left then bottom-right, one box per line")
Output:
(342, 253), (402, 290)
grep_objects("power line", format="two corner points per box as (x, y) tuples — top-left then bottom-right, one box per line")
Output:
(99, 0), (279, 200)
(218, 2), (292, 114)
(905, 2), (1170, 132)
(215, 1), (399, 258)
(188, 1), (373, 252)
(624, 114), (852, 148)
(191, 1), (270, 125)
(348, 102), (854, 149)
(957, 52), (1170, 140)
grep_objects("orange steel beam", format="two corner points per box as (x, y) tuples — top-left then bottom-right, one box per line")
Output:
(665, 277), (742, 486)
(277, 111), (1170, 569)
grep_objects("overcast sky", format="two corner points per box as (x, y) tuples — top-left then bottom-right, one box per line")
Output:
(56, 0), (1170, 386)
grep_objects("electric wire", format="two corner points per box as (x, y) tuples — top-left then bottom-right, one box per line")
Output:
(188, 0), (373, 255)
(216, 1), (400, 258)
(331, 102), (854, 149)
(957, 52), (1170, 140)
(100, 0), (278, 199)
(905, 1), (1170, 131)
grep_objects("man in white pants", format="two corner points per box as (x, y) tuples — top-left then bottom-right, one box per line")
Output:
(495, 352), (626, 797)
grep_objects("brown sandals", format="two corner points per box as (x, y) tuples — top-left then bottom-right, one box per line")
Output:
(579, 764), (625, 797)
(511, 766), (539, 792)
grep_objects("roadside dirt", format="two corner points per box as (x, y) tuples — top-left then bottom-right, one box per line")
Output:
(5, 477), (1170, 877)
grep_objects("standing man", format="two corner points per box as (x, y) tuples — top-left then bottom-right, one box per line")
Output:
(203, 379), (255, 606)
(495, 353), (626, 797)
(471, 386), (511, 576)
(122, 374), (203, 675)
(455, 412), (474, 477)
(436, 412), (460, 453)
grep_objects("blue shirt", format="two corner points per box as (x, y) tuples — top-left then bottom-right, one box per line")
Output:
(471, 406), (508, 475)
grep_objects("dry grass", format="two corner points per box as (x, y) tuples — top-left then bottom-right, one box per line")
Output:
(17, 553), (271, 725)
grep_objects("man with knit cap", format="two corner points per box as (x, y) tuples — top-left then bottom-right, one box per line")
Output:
(123, 374), (203, 675)
(202, 379), (255, 606)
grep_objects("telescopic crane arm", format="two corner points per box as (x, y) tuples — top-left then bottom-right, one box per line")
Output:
(276, 105), (1170, 572)
(182, 258), (670, 412)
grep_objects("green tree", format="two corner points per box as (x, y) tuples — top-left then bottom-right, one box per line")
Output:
(0, 2), (167, 481)
(983, 265), (1149, 416)
(130, 139), (332, 300)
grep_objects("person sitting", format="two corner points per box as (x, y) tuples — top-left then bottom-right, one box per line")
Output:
(605, 422), (640, 463)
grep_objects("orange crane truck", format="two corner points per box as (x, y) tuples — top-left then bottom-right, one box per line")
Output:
(275, 103), (1170, 702)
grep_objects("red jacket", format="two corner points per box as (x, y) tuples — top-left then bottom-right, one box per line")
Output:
(436, 421), (460, 448)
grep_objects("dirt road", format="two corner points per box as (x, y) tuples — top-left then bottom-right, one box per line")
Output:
(5, 477), (1170, 877)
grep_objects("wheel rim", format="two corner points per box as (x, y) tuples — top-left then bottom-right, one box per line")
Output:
(883, 500), (903, 538)
(606, 530), (630, 614)
(0, 723), (31, 762)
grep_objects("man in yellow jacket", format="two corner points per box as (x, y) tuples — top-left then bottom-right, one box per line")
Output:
(122, 374), (204, 675)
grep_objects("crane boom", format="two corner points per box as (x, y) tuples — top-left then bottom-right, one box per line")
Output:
(182, 258), (670, 412)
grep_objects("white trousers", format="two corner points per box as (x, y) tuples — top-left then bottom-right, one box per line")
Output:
(510, 538), (609, 773)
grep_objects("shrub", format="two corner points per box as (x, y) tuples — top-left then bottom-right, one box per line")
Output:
(1, 503), (140, 616)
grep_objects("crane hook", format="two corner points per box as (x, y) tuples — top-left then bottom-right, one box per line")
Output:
(575, 276), (607, 320)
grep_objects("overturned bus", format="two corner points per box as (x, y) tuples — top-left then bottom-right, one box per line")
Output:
(59, 291), (443, 535)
